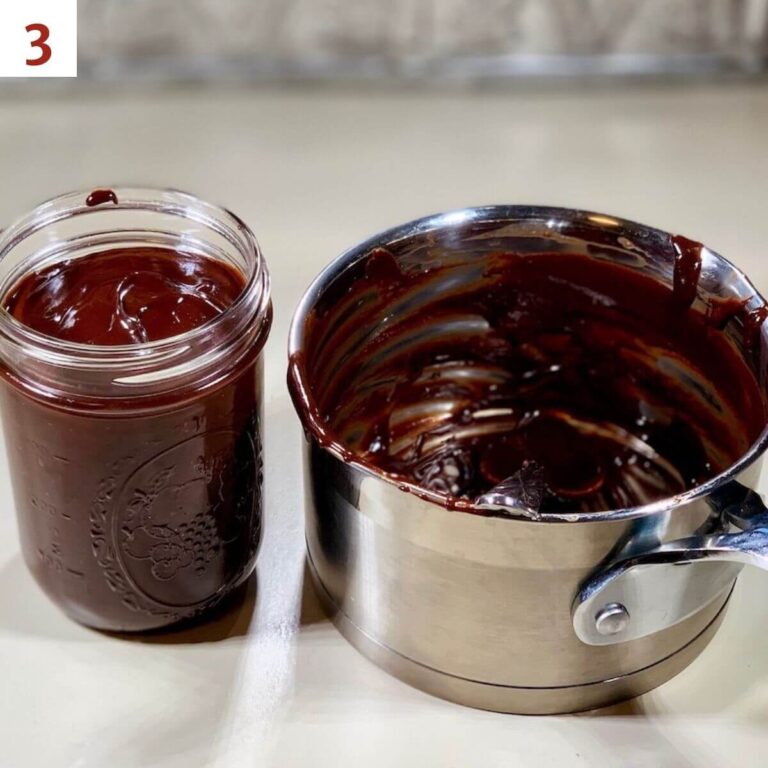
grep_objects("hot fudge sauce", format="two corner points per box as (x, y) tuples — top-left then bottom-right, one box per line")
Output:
(0, 190), (271, 631)
(291, 246), (765, 515)
(5, 247), (245, 344)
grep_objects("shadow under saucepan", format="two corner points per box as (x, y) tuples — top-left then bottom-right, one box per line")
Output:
(574, 570), (768, 725)
(292, 549), (768, 724)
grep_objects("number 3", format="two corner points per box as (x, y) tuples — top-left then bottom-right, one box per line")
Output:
(26, 24), (52, 67)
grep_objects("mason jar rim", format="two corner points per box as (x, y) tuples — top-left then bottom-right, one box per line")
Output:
(0, 186), (271, 396)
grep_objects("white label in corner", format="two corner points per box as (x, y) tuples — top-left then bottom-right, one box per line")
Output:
(0, 0), (77, 77)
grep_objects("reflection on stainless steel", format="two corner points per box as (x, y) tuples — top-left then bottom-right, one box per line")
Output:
(288, 206), (768, 714)
(574, 484), (768, 645)
(594, 602), (631, 636)
(476, 460), (546, 518)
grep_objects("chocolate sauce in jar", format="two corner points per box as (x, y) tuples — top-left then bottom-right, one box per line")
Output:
(0, 191), (271, 632)
(291, 244), (765, 515)
(5, 247), (244, 344)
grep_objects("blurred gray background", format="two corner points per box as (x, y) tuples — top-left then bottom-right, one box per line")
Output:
(77, 0), (768, 83)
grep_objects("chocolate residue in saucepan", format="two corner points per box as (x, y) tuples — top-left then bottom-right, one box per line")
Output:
(290, 241), (766, 515)
(707, 297), (748, 330)
(671, 234), (702, 311)
(743, 306), (768, 351)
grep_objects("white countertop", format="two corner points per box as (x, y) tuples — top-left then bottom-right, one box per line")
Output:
(2, 84), (768, 768)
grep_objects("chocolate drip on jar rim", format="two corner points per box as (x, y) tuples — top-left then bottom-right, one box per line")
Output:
(288, 206), (768, 521)
(85, 188), (119, 207)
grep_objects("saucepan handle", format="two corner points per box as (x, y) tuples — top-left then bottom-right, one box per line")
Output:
(572, 484), (768, 646)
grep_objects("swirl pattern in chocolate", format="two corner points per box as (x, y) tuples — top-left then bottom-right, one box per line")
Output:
(293, 246), (765, 514)
(4, 247), (244, 345)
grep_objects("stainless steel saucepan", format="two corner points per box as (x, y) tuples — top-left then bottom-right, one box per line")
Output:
(288, 206), (768, 714)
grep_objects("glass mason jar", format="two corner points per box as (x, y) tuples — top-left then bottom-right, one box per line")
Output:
(0, 188), (272, 631)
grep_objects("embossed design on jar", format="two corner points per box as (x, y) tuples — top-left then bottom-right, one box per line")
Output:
(89, 456), (176, 619)
(113, 427), (260, 609)
(37, 526), (85, 580)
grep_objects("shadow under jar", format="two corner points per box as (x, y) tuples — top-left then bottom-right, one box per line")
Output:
(289, 206), (768, 713)
(0, 188), (271, 632)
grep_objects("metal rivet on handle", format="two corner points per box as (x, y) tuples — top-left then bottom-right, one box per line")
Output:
(595, 603), (630, 636)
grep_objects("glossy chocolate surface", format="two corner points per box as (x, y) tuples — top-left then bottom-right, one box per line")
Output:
(5, 247), (244, 345)
(294, 247), (765, 514)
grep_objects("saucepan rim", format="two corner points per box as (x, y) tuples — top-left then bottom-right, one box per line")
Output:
(288, 204), (768, 523)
